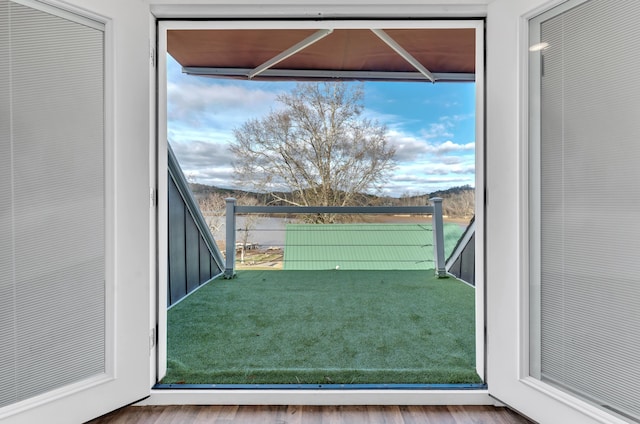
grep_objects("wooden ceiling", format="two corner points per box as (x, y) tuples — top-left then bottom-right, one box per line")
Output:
(167, 28), (476, 82)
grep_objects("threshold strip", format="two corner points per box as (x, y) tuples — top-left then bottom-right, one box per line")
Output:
(153, 383), (487, 390)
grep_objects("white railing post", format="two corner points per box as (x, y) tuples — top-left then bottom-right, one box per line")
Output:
(224, 198), (237, 279)
(431, 197), (447, 278)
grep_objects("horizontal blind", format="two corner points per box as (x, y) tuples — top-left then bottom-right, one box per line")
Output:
(0, 0), (105, 408)
(0, 0), (13, 409)
(536, 0), (640, 420)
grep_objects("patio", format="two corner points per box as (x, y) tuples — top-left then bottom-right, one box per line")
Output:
(161, 269), (479, 386)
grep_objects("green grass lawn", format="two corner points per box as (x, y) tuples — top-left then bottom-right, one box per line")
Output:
(163, 269), (480, 385)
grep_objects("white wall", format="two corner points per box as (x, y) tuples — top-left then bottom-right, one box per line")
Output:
(485, 0), (525, 382)
(148, 0), (488, 19)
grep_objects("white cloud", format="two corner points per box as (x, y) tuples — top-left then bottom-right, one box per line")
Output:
(386, 131), (430, 161)
(170, 131), (476, 194)
(362, 109), (421, 134)
(381, 173), (474, 196)
(428, 140), (475, 155)
(421, 122), (454, 140)
(440, 156), (463, 165)
(381, 140), (475, 194)
(417, 114), (473, 140)
(165, 71), (476, 196)
(387, 130), (474, 161)
(168, 81), (284, 131)
(170, 140), (238, 188)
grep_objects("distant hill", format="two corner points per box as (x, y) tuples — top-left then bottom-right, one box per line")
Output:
(429, 184), (474, 198)
(188, 183), (239, 199)
(188, 183), (272, 203)
(427, 185), (474, 219)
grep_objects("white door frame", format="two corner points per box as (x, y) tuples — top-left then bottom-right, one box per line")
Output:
(150, 13), (488, 406)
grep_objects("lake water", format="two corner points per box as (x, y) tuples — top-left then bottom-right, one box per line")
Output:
(212, 215), (459, 249)
(214, 216), (292, 248)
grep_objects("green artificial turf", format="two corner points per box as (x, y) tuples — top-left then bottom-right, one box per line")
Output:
(163, 270), (480, 385)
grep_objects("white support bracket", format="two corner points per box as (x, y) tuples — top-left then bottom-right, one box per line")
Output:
(249, 29), (333, 79)
(371, 28), (436, 82)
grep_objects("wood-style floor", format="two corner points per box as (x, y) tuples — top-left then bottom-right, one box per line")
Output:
(88, 405), (535, 423)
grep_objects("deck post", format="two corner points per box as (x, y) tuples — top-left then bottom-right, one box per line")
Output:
(431, 197), (447, 278)
(224, 198), (237, 279)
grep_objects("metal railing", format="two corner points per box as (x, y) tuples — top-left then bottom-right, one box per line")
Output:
(224, 198), (445, 279)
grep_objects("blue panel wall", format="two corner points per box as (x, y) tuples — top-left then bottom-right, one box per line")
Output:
(168, 175), (187, 304)
(167, 146), (225, 307)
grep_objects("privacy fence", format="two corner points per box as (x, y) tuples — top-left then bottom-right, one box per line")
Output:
(167, 146), (225, 307)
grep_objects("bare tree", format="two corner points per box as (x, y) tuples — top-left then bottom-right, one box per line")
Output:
(400, 191), (429, 207)
(230, 82), (396, 222)
(198, 192), (227, 234)
(441, 189), (475, 218)
(235, 195), (260, 264)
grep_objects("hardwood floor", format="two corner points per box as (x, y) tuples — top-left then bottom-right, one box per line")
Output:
(88, 405), (535, 423)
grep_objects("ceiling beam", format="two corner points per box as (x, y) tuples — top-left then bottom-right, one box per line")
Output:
(248, 28), (333, 79)
(183, 67), (475, 82)
(370, 29), (436, 83)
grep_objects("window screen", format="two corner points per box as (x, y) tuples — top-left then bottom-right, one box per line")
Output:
(529, 0), (640, 421)
(0, 0), (105, 408)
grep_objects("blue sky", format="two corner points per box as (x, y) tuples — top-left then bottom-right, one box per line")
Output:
(167, 55), (476, 197)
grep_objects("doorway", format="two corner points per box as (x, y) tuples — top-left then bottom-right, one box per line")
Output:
(156, 19), (485, 389)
